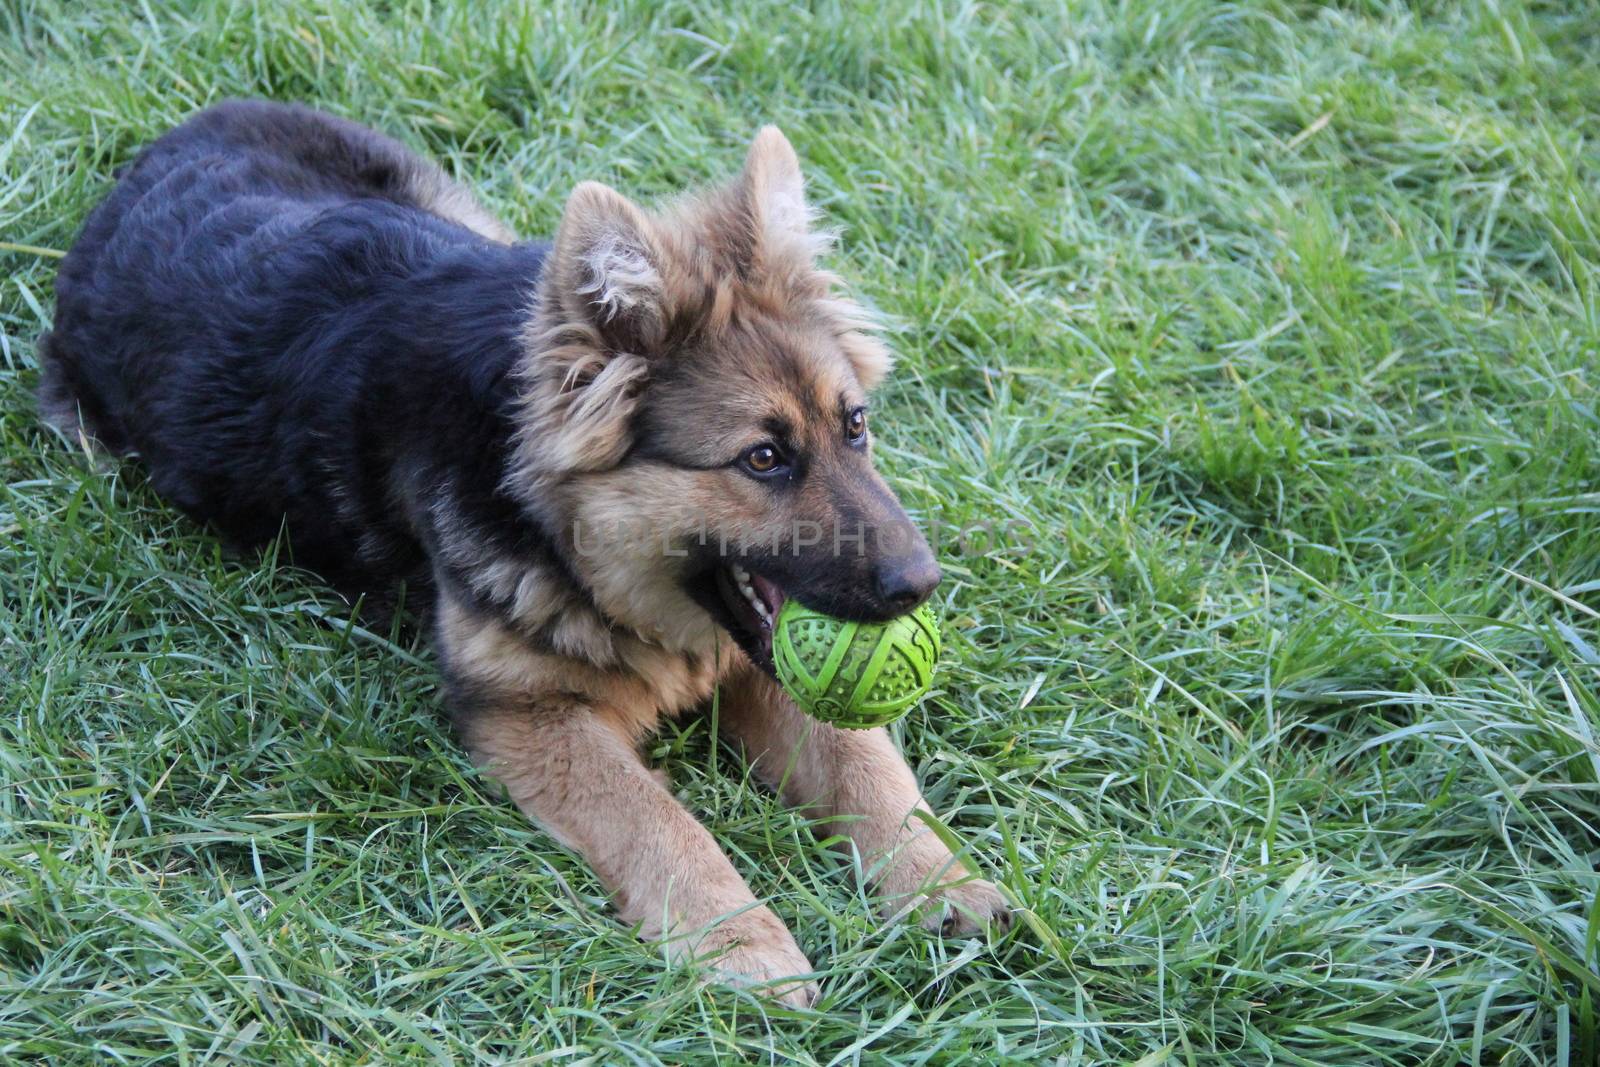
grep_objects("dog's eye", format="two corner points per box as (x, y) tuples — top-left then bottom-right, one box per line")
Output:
(742, 444), (784, 475)
(846, 407), (868, 443)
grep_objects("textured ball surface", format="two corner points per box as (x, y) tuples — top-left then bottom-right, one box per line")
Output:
(772, 602), (941, 729)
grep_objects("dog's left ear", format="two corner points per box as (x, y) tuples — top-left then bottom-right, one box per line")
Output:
(736, 127), (891, 390)
(744, 127), (808, 242)
(740, 127), (828, 273)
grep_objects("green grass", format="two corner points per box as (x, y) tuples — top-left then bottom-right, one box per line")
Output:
(2, 0), (1599, 1062)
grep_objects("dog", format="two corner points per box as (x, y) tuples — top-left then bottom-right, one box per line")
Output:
(39, 100), (1010, 1006)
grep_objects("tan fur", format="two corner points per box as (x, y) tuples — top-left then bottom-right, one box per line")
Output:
(506, 129), (889, 506)
(443, 573), (1004, 997)
(498, 129), (901, 658)
(439, 589), (815, 1005)
(444, 129), (1001, 1002)
(437, 591), (734, 736)
(402, 161), (517, 245)
(717, 667), (1010, 932)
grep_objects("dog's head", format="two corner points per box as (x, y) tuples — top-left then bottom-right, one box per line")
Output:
(510, 128), (939, 670)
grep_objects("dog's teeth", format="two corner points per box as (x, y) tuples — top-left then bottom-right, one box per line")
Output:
(731, 564), (772, 627)
(740, 583), (770, 623)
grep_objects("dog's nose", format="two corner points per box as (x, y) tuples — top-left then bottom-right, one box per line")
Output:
(874, 555), (941, 613)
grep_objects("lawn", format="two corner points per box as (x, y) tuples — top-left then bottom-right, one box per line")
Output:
(2, 1), (1599, 1063)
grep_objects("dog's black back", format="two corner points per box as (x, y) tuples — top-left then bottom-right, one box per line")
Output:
(42, 100), (552, 594)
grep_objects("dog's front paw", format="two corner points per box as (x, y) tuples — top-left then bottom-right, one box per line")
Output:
(878, 861), (1013, 937)
(912, 875), (1013, 937)
(696, 908), (818, 1008)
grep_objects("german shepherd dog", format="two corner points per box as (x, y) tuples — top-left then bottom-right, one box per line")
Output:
(39, 100), (1009, 1005)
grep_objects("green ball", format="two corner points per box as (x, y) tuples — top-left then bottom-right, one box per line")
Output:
(772, 601), (941, 729)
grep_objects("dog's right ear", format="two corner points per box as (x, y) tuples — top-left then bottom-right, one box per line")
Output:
(515, 182), (669, 484)
(544, 181), (669, 354)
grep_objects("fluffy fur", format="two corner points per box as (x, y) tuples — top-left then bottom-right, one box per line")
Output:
(41, 100), (1008, 1005)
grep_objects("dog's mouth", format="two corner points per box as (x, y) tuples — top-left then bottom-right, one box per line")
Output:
(712, 561), (787, 667)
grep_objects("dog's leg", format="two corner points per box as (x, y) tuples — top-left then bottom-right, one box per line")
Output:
(719, 668), (1011, 935)
(439, 604), (815, 1005)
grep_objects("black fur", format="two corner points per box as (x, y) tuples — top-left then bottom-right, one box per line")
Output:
(42, 100), (556, 603)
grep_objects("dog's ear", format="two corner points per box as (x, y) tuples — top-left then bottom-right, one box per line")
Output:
(737, 129), (890, 389)
(740, 127), (830, 274)
(545, 181), (669, 354)
(744, 127), (808, 244)
(517, 182), (666, 483)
